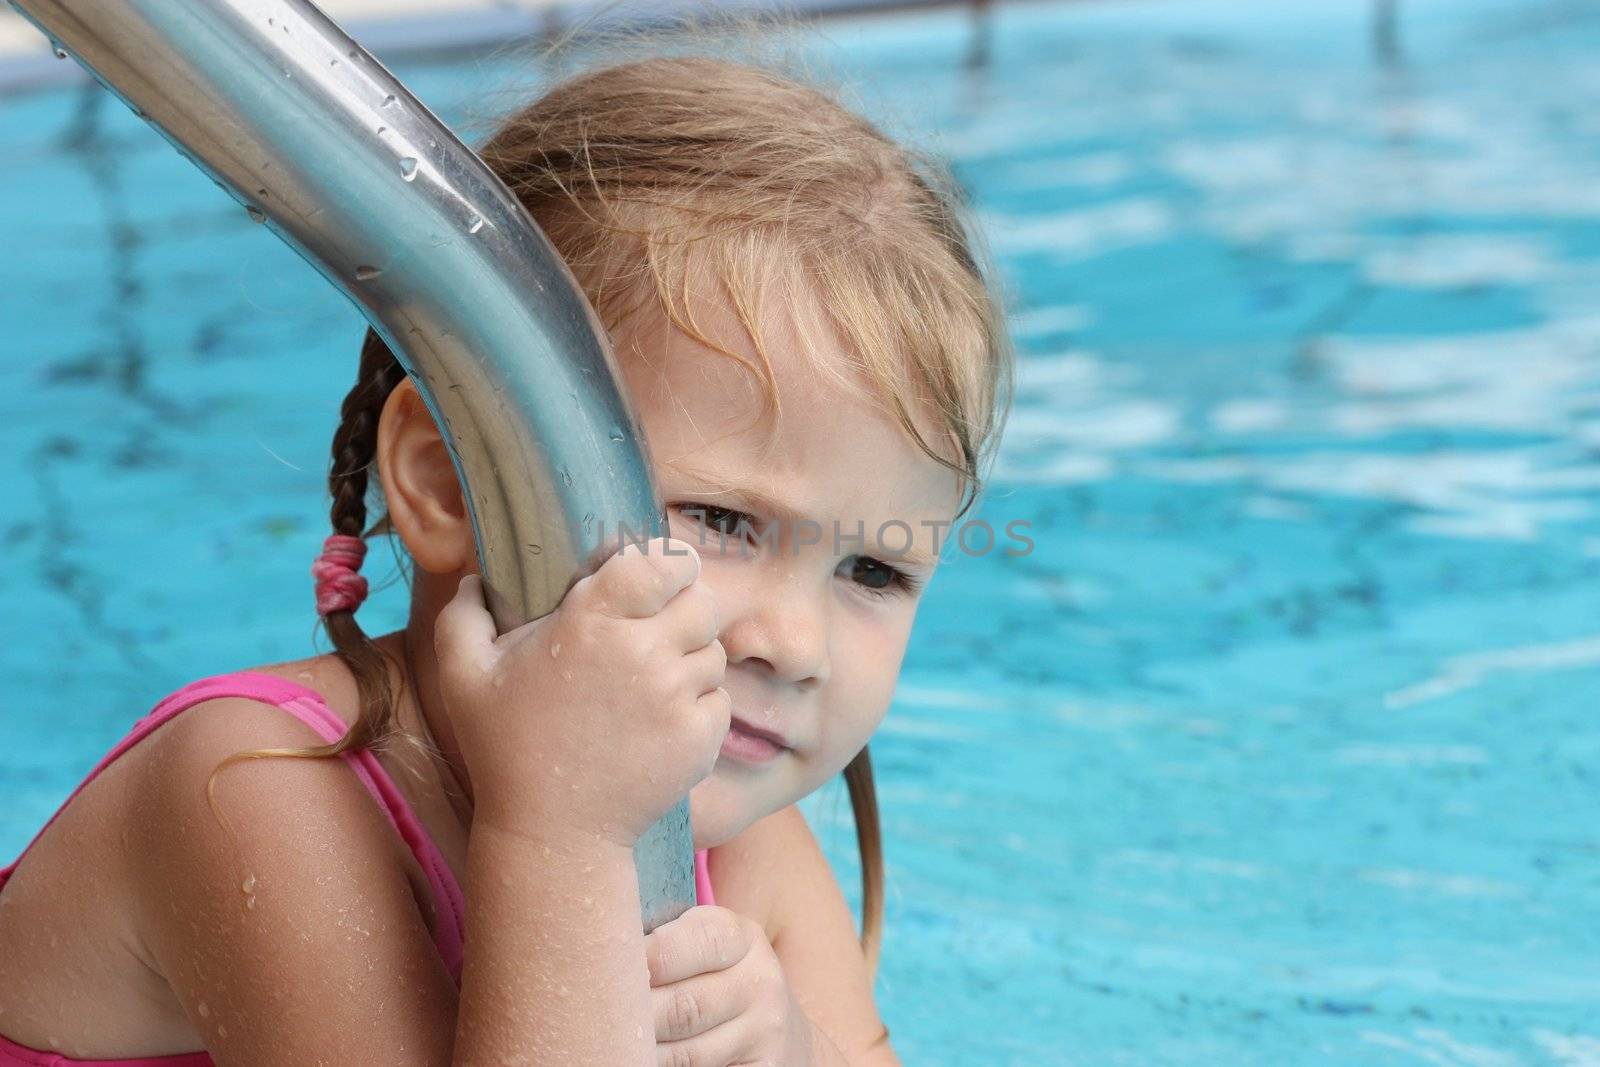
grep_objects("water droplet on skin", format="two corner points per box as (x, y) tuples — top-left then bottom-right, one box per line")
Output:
(241, 874), (257, 894)
(549, 642), (561, 659)
(245, 206), (266, 224)
(198, 1001), (211, 1018)
(608, 426), (624, 442)
(52, 44), (68, 60)
(354, 265), (382, 281)
(466, 215), (484, 234)
(218, 1025), (229, 1039)
(245, 896), (257, 910)
(398, 156), (418, 181)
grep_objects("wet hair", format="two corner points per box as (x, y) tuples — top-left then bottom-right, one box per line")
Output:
(222, 53), (1012, 979)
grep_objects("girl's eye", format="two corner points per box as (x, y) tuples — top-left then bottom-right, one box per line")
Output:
(672, 503), (925, 600)
(674, 503), (755, 540)
(842, 556), (925, 601)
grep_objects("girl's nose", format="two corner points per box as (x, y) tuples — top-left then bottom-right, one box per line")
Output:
(717, 563), (831, 688)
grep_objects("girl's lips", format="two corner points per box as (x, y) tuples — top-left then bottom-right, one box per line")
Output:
(730, 716), (789, 749)
(720, 717), (789, 764)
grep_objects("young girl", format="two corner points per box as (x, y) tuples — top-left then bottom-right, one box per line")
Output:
(0, 55), (1011, 1065)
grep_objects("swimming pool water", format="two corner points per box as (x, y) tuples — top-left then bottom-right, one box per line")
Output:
(5, 0), (1600, 1062)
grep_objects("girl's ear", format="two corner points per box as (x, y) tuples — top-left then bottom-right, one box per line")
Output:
(374, 377), (473, 575)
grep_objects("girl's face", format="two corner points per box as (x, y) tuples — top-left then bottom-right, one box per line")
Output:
(610, 283), (962, 849)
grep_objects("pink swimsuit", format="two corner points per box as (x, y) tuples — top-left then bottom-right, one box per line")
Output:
(0, 670), (715, 1066)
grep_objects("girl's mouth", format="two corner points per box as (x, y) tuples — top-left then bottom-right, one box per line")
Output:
(719, 717), (789, 764)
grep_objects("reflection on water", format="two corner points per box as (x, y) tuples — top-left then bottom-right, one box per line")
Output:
(3, 0), (1599, 1062)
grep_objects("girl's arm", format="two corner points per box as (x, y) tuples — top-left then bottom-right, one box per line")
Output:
(453, 819), (649, 1064)
(713, 804), (902, 1066)
(127, 696), (654, 1066)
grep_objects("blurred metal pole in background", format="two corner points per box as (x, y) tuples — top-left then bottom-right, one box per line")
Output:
(963, 0), (994, 72)
(7, 0), (694, 931)
(1373, 0), (1402, 68)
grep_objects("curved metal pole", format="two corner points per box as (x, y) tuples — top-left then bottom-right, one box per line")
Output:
(10, 0), (693, 930)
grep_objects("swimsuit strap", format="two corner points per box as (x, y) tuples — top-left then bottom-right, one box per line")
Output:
(695, 847), (716, 908)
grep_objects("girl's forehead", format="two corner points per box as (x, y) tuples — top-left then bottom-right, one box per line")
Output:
(613, 285), (889, 444)
(611, 299), (962, 531)
(612, 276), (939, 433)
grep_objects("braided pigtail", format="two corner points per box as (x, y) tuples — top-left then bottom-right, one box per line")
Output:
(205, 330), (410, 827)
(316, 329), (410, 750)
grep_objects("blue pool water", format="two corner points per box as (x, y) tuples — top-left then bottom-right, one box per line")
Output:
(5, 0), (1600, 1062)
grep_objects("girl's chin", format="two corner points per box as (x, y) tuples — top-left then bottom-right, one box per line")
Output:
(688, 788), (736, 851)
(688, 774), (769, 851)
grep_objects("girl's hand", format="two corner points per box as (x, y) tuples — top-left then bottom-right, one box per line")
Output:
(645, 905), (816, 1067)
(434, 536), (730, 848)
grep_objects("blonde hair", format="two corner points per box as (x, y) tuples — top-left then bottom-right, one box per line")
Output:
(214, 53), (1013, 981)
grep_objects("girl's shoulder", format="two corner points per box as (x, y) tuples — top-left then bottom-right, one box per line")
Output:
(118, 656), (418, 892)
(104, 656), (370, 823)
(703, 803), (828, 941)
(131, 658), (359, 785)
(222, 652), (365, 729)
(119, 654), (437, 900)
(114, 664), (460, 1059)
(0, 657), (432, 1058)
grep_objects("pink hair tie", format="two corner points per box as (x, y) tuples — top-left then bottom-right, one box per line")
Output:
(312, 533), (369, 616)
